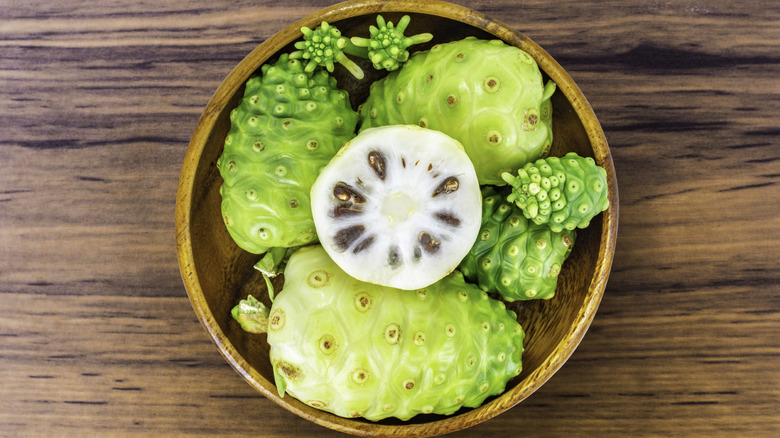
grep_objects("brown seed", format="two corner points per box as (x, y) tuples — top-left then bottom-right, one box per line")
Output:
(432, 176), (459, 197)
(332, 205), (363, 218)
(434, 211), (461, 227)
(419, 232), (441, 254)
(334, 225), (365, 251)
(333, 182), (366, 204)
(368, 151), (386, 180)
(352, 235), (375, 254)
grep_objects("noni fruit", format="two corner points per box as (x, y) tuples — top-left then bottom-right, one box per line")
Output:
(310, 125), (482, 291)
(501, 152), (610, 232)
(217, 54), (358, 254)
(359, 36), (556, 185)
(460, 186), (576, 301)
(232, 244), (525, 421)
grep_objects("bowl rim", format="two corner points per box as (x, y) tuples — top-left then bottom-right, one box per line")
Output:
(175, 0), (619, 436)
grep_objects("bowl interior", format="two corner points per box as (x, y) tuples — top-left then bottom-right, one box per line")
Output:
(178, 2), (617, 436)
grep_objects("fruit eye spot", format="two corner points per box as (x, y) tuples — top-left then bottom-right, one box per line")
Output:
(354, 292), (373, 312)
(403, 379), (415, 390)
(269, 309), (285, 331)
(307, 270), (330, 288)
(414, 331), (426, 346)
(253, 140), (265, 152)
(480, 383), (490, 393)
(307, 400), (327, 408)
(289, 199), (299, 208)
(318, 334), (337, 355)
(416, 289), (427, 300)
(526, 289), (538, 298)
(484, 76), (500, 93)
(306, 140), (318, 151)
(467, 355), (476, 367)
(446, 94), (458, 107)
(351, 368), (370, 385)
(445, 323), (456, 337)
(384, 323), (401, 345)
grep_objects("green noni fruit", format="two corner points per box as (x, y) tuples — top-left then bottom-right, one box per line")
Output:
(502, 152), (610, 232)
(460, 187), (576, 301)
(359, 36), (556, 185)
(217, 54), (358, 254)
(232, 244), (525, 421)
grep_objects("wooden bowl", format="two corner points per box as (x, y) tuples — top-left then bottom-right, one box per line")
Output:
(175, 0), (619, 436)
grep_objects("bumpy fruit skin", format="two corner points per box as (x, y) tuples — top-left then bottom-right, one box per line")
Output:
(460, 187), (576, 301)
(350, 15), (433, 72)
(260, 245), (524, 421)
(217, 54), (358, 254)
(502, 152), (610, 233)
(289, 22), (368, 79)
(359, 36), (556, 185)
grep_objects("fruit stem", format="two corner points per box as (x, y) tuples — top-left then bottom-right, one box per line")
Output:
(231, 295), (271, 334)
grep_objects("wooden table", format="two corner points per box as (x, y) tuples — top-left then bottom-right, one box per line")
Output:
(2, 0), (777, 436)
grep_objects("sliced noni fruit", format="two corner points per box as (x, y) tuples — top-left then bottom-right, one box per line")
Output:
(310, 125), (481, 290)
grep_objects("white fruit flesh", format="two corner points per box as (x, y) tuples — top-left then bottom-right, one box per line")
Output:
(310, 125), (482, 290)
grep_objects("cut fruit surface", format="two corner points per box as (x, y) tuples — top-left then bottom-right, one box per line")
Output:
(311, 125), (482, 290)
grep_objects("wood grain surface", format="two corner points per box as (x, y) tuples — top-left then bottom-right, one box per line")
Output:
(1, 0), (778, 436)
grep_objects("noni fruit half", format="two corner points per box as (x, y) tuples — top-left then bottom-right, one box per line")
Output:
(359, 36), (556, 185)
(232, 244), (525, 421)
(502, 152), (610, 232)
(460, 186), (576, 301)
(310, 125), (482, 290)
(217, 53), (358, 254)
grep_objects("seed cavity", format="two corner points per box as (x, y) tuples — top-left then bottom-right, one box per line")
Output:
(368, 151), (387, 180)
(307, 270), (330, 288)
(334, 225), (365, 251)
(318, 334), (337, 355)
(432, 176), (459, 197)
(418, 232), (441, 254)
(353, 292), (373, 312)
(384, 323), (401, 345)
(388, 246), (401, 268)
